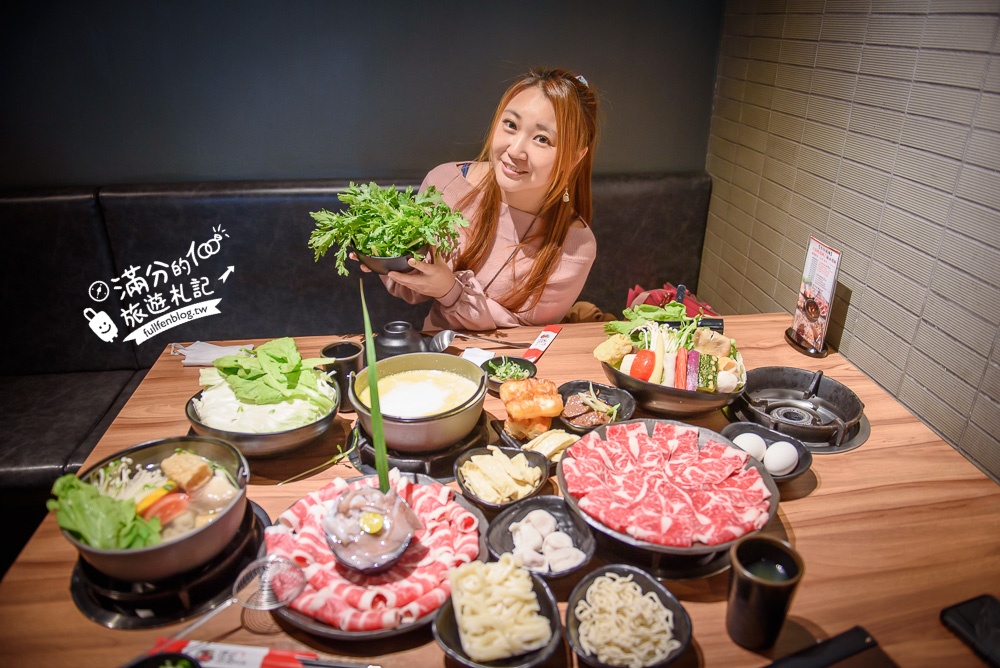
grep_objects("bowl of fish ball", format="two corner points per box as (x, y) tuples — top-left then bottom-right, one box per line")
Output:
(557, 380), (636, 434)
(480, 356), (537, 395)
(349, 352), (488, 452)
(487, 495), (595, 579)
(48, 435), (249, 582)
(721, 422), (812, 483)
(433, 554), (562, 668)
(566, 564), (692, 668)
(454, 445), (549, 514)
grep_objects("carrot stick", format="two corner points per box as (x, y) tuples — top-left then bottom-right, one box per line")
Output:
(675, 348), (688, 389)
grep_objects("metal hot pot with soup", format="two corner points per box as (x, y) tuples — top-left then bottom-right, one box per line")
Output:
(348, 352), (488, 453)
(53, 436), (249, 582)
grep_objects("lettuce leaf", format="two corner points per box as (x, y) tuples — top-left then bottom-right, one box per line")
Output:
(46, 474), (162, 549)
(603, 302), (692, 343)
(210, 337), (335, 414)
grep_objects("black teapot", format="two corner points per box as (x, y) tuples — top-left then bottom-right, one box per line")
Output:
(374, 321), (429, 359)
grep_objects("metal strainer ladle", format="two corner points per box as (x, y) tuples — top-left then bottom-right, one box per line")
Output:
(144, 555), (306, 656)
(428, 329), (533, 352)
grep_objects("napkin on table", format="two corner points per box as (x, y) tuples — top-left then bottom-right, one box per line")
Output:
(170, 341), (254, 366)
(460, 347), (494, 366)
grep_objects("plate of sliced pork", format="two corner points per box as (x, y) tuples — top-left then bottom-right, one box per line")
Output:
(263, 470), (488, 639)
(557, 419), (779, 557)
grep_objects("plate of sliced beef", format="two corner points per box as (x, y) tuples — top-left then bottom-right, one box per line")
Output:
(557, 419), (779, 556)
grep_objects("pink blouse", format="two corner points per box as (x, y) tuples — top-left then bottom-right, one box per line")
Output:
(382, 162), (597, 331)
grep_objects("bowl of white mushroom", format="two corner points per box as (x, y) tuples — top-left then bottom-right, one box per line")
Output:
(486, 495), (595, 579)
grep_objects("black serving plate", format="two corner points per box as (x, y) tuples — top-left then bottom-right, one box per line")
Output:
(433, 570), (562, 668)
(557, 419), (779, 557)
(271, 473), (489, 641)
(480, 356), (537, 396)
(454, 447), (549, 515)
(565, 564), (692, 667)
(486, 495), (595, 580)
(721, 421), (812, 483)
(556, 380), (636, 435)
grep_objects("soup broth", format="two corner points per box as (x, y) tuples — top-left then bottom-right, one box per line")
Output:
(360, 369), (478, 418)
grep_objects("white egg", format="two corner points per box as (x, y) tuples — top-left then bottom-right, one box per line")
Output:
(732, 432), (767, 461)
(763, 441), (799, 476)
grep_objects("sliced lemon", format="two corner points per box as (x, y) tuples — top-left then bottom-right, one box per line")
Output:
(358, 511), (384, 534)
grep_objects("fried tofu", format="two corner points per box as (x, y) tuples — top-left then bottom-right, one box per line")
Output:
(499, 378), (564, 442)
(692, 327), (732, 358)
(160, 452), (213, 492)
(499, 378), (563, 420)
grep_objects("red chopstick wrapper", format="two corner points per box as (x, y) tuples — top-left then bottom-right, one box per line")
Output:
(522, 325), (561, 363)
(153, 639), (318, 668)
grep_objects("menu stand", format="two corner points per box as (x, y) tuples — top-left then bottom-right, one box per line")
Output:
(787, 237), (840, 359)
(784, 327), (830, 358)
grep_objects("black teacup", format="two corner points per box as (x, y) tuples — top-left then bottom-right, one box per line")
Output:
(726, 535), (805, 650)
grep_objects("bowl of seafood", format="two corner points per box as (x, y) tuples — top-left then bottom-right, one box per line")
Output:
(487, 495), (595, 579)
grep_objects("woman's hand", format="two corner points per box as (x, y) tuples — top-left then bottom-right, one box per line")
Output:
(385, 248), (457, 299)
(349, 251), (372, 273)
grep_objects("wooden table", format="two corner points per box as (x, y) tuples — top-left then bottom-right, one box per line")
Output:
(1, 315), (997, 667)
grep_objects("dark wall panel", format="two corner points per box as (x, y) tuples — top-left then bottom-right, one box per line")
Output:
(1, 0), (724, 188)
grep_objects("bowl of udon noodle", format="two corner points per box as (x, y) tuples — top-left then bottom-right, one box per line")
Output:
(348, 352), (488, 453)
(566, 564), (692, 667)
(48, 435), (249, 582)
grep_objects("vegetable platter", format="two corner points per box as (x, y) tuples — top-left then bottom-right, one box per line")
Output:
(187, 337), (339, 457)
(308, 182), (468, 276)
(593, 302), (746, 417)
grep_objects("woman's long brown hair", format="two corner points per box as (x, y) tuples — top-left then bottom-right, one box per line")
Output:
(453, 68), (599, 313)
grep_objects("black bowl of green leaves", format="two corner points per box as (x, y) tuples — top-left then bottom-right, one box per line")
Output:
(351, 245), (428, 275)
(121, 652), (201, 668)
(480, 356), (537, 395)
(308, 182), (468, 276)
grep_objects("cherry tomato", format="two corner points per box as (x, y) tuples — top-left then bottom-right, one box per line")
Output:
(141, 492), (191, 525)
(629, 349), (657, 382)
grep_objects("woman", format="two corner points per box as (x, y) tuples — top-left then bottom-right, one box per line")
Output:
(380, 67), (599, 331)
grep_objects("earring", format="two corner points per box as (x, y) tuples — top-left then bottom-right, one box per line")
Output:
(562, 188), (570, 203)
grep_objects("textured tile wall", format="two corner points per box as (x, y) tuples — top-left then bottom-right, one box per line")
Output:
(700, 0), (1000, 479)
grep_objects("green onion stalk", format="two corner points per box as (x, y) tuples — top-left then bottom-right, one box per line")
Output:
(359, 280), (390, 493)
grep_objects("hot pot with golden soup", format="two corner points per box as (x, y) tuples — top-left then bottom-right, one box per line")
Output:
(348, 352), (488, 453)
